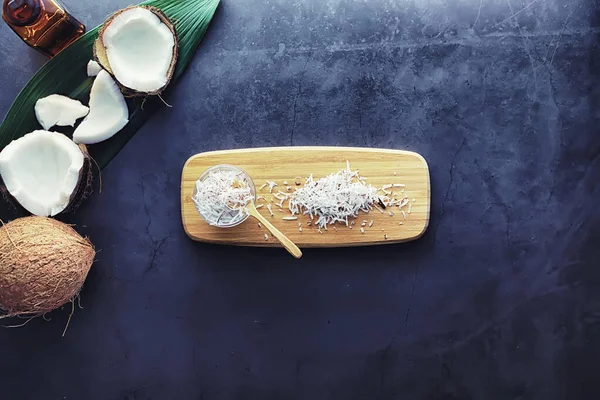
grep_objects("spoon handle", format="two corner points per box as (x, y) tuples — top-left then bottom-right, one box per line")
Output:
(247, 203), (302, 259)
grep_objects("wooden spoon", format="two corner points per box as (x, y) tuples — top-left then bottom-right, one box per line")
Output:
(246, 200), (302, 259)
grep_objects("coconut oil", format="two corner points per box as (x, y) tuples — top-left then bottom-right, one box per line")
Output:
(2, 0), (85, 57)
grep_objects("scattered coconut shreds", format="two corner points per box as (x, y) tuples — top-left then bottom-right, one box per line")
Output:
(384, 234), (388, 240)
(412, 198), (416, 202)
(255, 204), (264, 209)
(398, 198), (410, 208)
(402, 211), (407, 220)
(299, 227), (303, 232)
(298, 222), (302, 227)
(258, 223), (262, 228)
(259, 183), (268, 191)
(306, 221), (312, 226)
(374, 204), (385, 214)
(283, 216), (298, 221)
(393, 184), (405, 188)
(288, 162), (385, 229)
(408, 203), (412, 214)
(399, 222), (404, 225)
(388, 211), (394, 217)
(360, 227), (365, 234)
(351, 221), (356, 226)
(283, 181), (288, 185)
(278, 208), (285, 213)
(266, 204), (274, 216)
(286, 186), (292, 192)
(369, 220), (374, 227)
(267, 181), (278, 193)
(264, 234), (269, 241)
(394, 172), (397, 176)
(382, 184), (393, 190)
(192, 169), (253, 227)
(256, 195), (266, 202)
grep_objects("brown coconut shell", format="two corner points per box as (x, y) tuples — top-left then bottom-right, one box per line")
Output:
(0, 144), (93, 217)
(93, 5), (179, 98)
(0, 217), (95, 318)
(63, 144), (94, 214)
(0, 175), (19, 212)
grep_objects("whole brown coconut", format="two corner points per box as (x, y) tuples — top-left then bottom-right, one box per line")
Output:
(0, 217), (95, 319)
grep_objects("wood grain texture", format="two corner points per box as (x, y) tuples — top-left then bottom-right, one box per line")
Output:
(181, 147), (430, 247)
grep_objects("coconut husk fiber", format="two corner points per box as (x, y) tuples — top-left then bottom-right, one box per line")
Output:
(0, 217), (95, 319)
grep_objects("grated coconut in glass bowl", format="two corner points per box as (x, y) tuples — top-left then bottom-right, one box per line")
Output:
(192, 165), (255, 227)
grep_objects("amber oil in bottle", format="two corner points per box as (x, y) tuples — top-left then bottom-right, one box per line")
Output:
(2, 0), (85, 57)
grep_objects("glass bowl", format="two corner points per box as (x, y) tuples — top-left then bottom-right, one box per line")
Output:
(192, 164), (256, 228)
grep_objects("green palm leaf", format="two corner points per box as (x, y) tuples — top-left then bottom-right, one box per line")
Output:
(0, 0), (220, 169)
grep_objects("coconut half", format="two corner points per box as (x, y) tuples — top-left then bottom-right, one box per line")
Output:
(73, 70), (129, 145)
(94, 6), (178, 96)
(35, 94), (89, 130)
(0, 130), (88, 217)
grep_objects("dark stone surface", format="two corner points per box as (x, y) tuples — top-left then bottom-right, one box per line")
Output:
(1, 0), (599, 398)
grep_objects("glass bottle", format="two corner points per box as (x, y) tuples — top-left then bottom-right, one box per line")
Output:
(2, 0), (85, 57)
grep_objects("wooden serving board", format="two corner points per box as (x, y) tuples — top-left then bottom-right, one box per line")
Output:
(181, 147), (430, 247)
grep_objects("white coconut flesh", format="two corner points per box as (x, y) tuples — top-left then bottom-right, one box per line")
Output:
(73, 70), (129, 145)
(0, 130), (84, 217)
(102, 7), (175, 92)
(87, 60), (103, 77)
(35, 95), (89, 130)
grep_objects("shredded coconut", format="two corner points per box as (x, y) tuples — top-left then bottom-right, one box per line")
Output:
(193, 169), (253, 226)
(267, 181), (278, 193)
(288, 162), (382, 229)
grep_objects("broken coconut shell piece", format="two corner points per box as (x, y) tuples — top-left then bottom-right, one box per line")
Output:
(0, 130), (91, 217)
(73, 70), (129, 145)
(94, 6), (178, 96)
(35, 94), (89, 130)
(87, 60), (103, 77)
